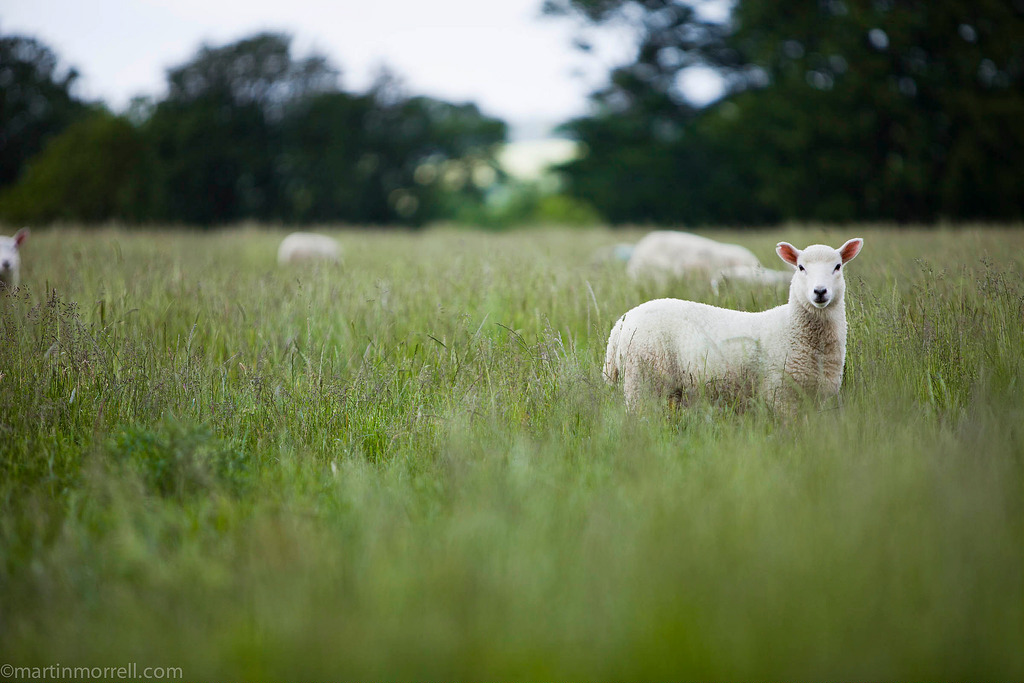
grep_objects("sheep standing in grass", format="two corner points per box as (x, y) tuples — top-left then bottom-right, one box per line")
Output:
(605, 238), (864, 411)
(277, 232), (341, 266)
(0, 228), (29, 290)
(626, 230), (760, 283)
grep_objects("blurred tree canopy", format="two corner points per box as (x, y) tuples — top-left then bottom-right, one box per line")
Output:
(4, 5), (1022, 228)
(547, 0), (1024, 224)
(0, 32), (507, 227)
(280, 79), (507, 225)
(0, 112), (154, 223)
(0, 33), (88, 190)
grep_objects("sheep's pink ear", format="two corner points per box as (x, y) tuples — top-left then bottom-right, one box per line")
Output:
(13, 227), (28, 248)
(839, 237), (863, 263)
(776, 242), (799, 267)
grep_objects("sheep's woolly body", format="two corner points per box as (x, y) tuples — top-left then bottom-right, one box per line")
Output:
(277, 232), (341, 266)
(605, 299), (845, 408)
(606, 239), (863, 411)
(626, 231), (760, 282)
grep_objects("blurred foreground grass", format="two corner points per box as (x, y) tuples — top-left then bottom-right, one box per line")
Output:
(1, 224), (1021, 679)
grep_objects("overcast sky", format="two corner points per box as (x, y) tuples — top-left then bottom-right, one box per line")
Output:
(0, 0), (661, 137)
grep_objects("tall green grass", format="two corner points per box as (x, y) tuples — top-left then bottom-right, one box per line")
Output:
(1, 225), (1021, 679)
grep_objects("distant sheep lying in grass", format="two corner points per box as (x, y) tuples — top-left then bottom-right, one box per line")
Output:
(710, 264), (795, 295)
(626, 230), (760, 283)
(277, 232), (341, 266)
(0, 228), (28, 290)
(605, 238), (864, 412)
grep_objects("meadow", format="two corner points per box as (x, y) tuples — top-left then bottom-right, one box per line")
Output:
(1, 224), (1021, 680)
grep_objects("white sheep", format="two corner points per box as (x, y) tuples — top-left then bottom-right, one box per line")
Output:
(277, 232), (341, 266)
(0, 228), (29, 290)
(604, 238), (864, 411)
(710, 264), (795, 295)
(626, 230), (760, 283)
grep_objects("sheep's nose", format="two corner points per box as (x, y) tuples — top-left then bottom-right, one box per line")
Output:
(813, 287), (828, 300)
(0, 260), (9, 270)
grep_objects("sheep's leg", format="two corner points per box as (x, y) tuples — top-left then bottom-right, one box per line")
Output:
(621, 364), (643, 411)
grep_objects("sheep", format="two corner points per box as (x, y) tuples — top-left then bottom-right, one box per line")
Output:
(0, 228), (29, 291)
(710, 264), (795, 295)
(626, 230), (760, 283)
(277, 232), (341, 266)
(604, 238), (864, 412)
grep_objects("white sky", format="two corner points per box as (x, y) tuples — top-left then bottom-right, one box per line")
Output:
(0, 0), (727, 138)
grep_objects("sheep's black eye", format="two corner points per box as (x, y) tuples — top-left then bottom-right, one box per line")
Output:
(798, 265), (805, 272)
(834, 264), (841, 272)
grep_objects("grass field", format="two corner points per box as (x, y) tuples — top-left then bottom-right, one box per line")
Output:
(1, 224), (1022, 680)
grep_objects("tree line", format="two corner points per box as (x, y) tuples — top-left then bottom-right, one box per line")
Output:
(546, 0), (1024, 225)
(3, 0), (1023, 228)
(0, 32), (508, 227)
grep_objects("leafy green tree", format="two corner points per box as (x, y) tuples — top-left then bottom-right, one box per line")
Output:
(280, 73), (506, 225)
(278, 91), (377, 222)
(363, 91), (506, 225)
(730, 0), (1024, 222)
(1, 29), (507, 227)
(145, 96), (276, 224)
(0, 112), (154, 223)
(0, 33), (88, 189)
(144, 33), (338, 225)
(546, 0), (772, 224)
(547, 0), (1024, 224)
(160, 32), (337, 115)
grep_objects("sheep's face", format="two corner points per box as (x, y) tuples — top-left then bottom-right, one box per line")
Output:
(0, 228), (28, 289)
(776, 238), (863, 310)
